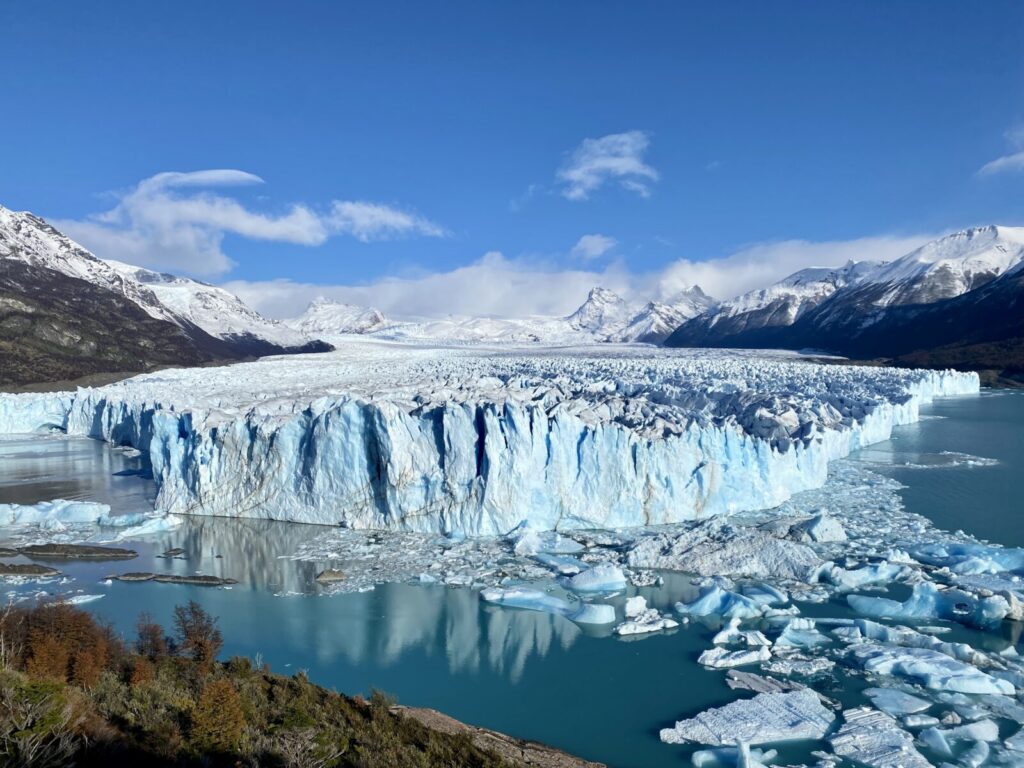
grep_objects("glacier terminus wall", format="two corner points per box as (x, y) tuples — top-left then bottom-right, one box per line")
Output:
(0, 342), (979, 535)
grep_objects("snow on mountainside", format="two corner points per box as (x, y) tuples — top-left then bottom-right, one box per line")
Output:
(567, 287), (633, 333)
(711, 261), (882, 326)
(0, 204), (321, 352)
(105, 260), (310, 348)
(289, 285), (714, 345)
(666, 226), (1024, 373)
(284, 297), (391, 336)
(0, 204), (178, 323)
(862, 225), (1024, 307)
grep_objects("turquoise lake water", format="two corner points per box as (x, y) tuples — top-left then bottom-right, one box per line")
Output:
(0, 390), (1021, 767)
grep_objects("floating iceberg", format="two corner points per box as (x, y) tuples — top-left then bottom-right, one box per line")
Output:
(774, 618), (830, 649)
(828, 707), (930, 768)
(912, 542), (1024, 576)
(847, 582), (1009, 629)
(848, 643), (1014, 695)
(614, 595), (679, 635)
(816, 562), (912, 590)
(862, 688), (932, 717)
(660, 689), (835, 746)
(698, 646), (772, 669)
(677, 583), (788, 620)
(563, 563), (627, 592)
(0, 499), (112, 527)
(479, 586), (614, 624)
(0, 343), (979, 534)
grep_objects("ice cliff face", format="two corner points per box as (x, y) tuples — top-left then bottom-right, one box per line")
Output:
(0, 342), (978, 535)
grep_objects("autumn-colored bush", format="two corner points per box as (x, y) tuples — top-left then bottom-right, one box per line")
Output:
(190, 678), (245, 754)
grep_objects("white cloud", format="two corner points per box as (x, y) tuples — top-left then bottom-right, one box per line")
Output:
(54, 170), (445, 277)
(225, 232), (937, 320)
(557, 130), (659, 201)
(570, 233), (617, 260)
(978, 151), (1024, 176)
(329, 201), (446, 242)
(978, 123), (1024, 176)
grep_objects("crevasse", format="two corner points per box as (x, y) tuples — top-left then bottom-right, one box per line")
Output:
(0, 348), (979, 535)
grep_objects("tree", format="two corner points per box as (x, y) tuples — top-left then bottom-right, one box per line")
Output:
(172, 601), (222, 669)
(135, 612), (168, 660)
(190, 679), (245, 754)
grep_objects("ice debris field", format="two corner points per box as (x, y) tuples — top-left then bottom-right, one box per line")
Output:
(0, 341), (977, 534)
(8, 342), (1024, 768)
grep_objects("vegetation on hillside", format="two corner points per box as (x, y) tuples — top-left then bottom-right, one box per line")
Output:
(0, 599), (514, 767)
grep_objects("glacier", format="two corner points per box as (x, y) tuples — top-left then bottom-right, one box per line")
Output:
(0, 342), (978, 535)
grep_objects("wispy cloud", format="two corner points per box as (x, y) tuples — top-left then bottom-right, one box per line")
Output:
(557, 130), (658, 201)
(570, 233), (617, 260)
(329, 201), (446, 242)
(55, 170), (445, 276)
(226, 232), (938, 320)
(978, 124), (1024, 176)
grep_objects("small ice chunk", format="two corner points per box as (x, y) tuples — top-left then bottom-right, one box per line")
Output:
(918, 726), (953, 758)
(713, 618), (771, 647)
(762, 657), (835, 677)
(624, 595), (647, 618)
(829, 708), (931, 768)
(564, 563), (626, 592)
(532, 553), (586, 575)
(774, 618), (830, 649)
(863, 688), (932, 717)
(615, 610), (679, 636)
(790, 513), (847, 543)
(698, 646), (772, 669)
(903, 714), (940, 729)
(480, 586), (614, 624)
(677, 585), (779, 620)
(691, 745), (778, 768)
(660, 689), (835, 746)
(960, 740), (989, 768)
(819, 562), (912, 590)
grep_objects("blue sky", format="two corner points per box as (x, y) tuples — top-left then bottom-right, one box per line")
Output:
(2, 1), (1023, 317)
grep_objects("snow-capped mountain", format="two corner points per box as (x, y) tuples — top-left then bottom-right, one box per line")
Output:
(666, 227), (1024, 377)
(668, 260), (881, 345)
(105, 260), (311, 349)
(0, 205), (178, 323)
(284, 297), (391, 337)
(0, 204), (329, 386)
(866, 225), (1024, 307)
(287, 285), (714, 346)
(567, 287), (634, 334)
(613, 287), (716, 343)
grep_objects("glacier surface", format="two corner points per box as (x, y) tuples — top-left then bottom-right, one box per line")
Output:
(0, 342), (978, 535)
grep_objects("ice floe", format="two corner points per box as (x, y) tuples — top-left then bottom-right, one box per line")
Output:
(479, 586), (614, 625)
(660, 689), (835, 746)
(828, 707), (930, 768)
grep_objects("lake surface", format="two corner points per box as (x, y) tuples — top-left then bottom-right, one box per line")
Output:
(1, 390), (1021, 768)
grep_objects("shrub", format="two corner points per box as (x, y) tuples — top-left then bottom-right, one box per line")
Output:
(191, 678), (245, 754)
